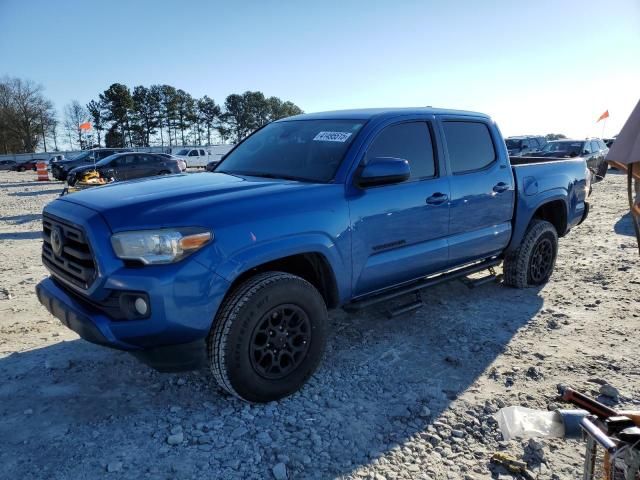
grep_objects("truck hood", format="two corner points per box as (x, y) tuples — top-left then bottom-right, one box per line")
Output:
(59, 172), (313, 230)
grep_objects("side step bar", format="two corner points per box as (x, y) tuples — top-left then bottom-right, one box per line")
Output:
(344, 258), (501, 313)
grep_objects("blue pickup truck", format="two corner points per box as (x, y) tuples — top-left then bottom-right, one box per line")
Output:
(36, 108), (590, 402)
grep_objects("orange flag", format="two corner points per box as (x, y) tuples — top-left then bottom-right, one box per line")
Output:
(79, 121), (92, 131)
(596, 110), (609, 122)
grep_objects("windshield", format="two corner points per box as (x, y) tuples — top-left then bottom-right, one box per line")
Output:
(175, 149), (189, 155)
(506, 139), (522, 148)
(216, 119), (365, 182)
(69, 151), (91, 161)
(542, 141), (583, 156)
(95, 153), (120, 167)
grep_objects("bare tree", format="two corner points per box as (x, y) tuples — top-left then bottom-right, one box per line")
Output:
(0, 77), (56, 153)
(64, 100), (89, 149)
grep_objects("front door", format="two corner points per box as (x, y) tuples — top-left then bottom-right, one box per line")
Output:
(440, 118), (515, 265)
(348, 120), (450, 297)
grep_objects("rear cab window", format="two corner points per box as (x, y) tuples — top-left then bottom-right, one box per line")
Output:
(442, 121), (496, 174)
(365, 122), (436, 180)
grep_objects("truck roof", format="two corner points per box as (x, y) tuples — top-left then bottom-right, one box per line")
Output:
(282, 107), (490, 122)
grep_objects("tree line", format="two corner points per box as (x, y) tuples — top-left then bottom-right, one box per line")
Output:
(0, 76), (303, 153)
(0, 77), (58, 154)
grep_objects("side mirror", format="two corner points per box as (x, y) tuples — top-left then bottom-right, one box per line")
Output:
(357, 157), (410, 188)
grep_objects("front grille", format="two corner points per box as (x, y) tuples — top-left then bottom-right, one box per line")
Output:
(42, 214), (97, 289)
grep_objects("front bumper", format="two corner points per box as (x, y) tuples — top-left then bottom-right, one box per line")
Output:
(36, 273), (227, 371)
(36, 277), (135, 350)
(36, 199), (232, 371)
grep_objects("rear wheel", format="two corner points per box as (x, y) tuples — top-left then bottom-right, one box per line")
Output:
(208, 272), (328, 402)
(503, 219), (558, 288)
(595, 161), (608, 181)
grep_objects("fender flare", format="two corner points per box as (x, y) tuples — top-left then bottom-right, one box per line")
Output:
(214, 233), (351, 303)
(506, 189), (568, 253)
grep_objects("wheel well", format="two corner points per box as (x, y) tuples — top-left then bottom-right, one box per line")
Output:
(228, 253), (339, 309)
(532, 200), (567, 236)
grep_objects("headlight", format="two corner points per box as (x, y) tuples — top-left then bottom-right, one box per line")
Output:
(111, 228), (212, 264)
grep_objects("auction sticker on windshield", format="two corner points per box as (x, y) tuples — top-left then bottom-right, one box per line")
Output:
(313, 131), (352, 142)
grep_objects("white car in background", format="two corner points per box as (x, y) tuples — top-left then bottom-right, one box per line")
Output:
(172, 148), (211, 168)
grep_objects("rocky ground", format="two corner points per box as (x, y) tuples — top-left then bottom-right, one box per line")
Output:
(0, 169), (638, 480)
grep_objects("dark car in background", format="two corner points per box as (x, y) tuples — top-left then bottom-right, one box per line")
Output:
(51, 148), (132, 180)
(506, 136), (547, 156)
(530, 138), (609, 181)
(0, 160), (17, 171)
(66, 152), (182, 186)
(11, 160), (38, 171)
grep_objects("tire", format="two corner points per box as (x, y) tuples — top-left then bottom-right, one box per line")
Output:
(158, 170), (171, 175)
(208, 272), (328, 402)
(596, 161), (608, 181)
(17, 167), (25, 172)
(503, 219), (558, 288)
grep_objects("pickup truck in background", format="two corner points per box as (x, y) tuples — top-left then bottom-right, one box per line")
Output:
(172, 148), (211, 168)
(172, 145), (235, 168)
(36, 108), (590, 402)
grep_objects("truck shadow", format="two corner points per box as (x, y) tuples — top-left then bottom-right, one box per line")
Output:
(0, 279), (543, 479)
(614, 212), (635, 237)
(0, 213), (42, 224)
(0, 181), (62, 188)
(8, 188), (63, 197)
(0, 231), (43, 240)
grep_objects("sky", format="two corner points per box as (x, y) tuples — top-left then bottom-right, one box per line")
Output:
(1, 0), (639, 140)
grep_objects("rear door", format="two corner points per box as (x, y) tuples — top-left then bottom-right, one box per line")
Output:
(187, 149), (199, 167)
(582, 141), (597, 171)
(115, 154), (137, 180)
(440, 117), (515, 266)
(126, 154), (149, 179)
(348, 118), (451, 296)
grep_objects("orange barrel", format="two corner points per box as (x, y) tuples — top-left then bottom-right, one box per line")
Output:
(36, 162), (49, 181)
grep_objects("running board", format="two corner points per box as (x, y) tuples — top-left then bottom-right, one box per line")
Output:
(461, 266), (502, 289)
(344, 258), (502, 313)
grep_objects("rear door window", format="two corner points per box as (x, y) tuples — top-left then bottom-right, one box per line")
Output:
(365, 122), (436, 180)
(189, 150), (198, 157)
(199, 149), (206, 156)
(443, 122), (496, 173)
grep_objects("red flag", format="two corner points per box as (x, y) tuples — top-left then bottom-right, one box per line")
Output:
(79, 121), (92, 131)
(596, 110), (609, 122)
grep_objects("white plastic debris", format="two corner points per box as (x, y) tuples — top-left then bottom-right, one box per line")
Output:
(494, 406), (565, 440)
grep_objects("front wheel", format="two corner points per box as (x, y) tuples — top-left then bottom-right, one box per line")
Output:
(208, 272), (328, 402)
(503, 219), (558, 288)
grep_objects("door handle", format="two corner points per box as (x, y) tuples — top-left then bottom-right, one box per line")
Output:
(493, 182), (510, 193)
(426, 192), (448, 205)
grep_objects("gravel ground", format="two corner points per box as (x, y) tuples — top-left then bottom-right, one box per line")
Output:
(0, 169), (638, 480)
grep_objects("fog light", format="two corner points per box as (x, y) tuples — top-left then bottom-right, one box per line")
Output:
(134, 297), (149, 316)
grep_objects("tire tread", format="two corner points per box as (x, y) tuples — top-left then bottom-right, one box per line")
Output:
(503, 219), (558, 288)
(208, 271), (326, 401)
